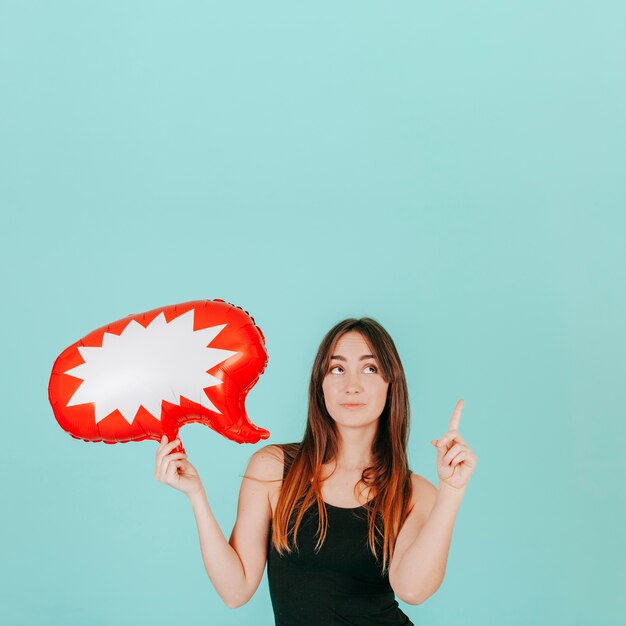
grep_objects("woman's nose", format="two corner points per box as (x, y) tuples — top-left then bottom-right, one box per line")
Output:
(343, 373), (363, 392)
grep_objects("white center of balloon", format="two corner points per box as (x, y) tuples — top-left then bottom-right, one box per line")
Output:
(64, 309), (237, 424)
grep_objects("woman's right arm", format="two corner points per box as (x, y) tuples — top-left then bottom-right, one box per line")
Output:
(155, 437), (283, 608)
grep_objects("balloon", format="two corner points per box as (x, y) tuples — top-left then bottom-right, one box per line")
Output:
(48, 299), (270, 453)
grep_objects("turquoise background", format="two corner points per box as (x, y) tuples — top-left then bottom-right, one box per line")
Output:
(1, 1), (624, 624)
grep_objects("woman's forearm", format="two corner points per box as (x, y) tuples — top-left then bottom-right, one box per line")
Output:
(187, 488), (247, 608)
(396, 484), (466, 604)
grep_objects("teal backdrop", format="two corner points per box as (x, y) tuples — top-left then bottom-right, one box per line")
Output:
(1, 2), (624, 625)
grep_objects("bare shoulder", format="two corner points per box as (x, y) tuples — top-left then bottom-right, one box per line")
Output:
(409, 472), (438, 517)
(245, 444), (284, 482)
(410, 472), (437, 494)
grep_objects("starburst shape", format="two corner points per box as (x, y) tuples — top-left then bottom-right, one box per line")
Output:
(64, 309), (237, 424)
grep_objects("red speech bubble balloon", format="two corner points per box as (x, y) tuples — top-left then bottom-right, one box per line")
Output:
(48, 299), (270, 452)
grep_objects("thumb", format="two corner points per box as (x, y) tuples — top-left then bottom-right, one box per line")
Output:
(432, 439), (446, 466)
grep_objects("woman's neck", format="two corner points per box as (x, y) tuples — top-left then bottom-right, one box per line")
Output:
(333, 424), (377, 471)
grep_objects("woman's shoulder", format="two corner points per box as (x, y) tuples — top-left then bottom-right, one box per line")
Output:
(246, 442), (301, 481)
(409, 472), (436, 491)
(408, 472), (438, 515)
(246, 445), (284, 481)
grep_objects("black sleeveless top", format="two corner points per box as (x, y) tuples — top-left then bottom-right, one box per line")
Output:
(267, 445), (414, 625)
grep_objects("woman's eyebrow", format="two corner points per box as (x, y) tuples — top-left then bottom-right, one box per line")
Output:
(330, 354), (377, 361)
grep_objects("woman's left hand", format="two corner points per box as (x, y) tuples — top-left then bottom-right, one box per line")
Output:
(431, 399), (477, 492)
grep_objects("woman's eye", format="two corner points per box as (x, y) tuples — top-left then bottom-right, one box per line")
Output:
(364, 365), (378, 373)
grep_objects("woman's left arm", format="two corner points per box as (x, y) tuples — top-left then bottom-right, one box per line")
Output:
(389, 399), (477, 605)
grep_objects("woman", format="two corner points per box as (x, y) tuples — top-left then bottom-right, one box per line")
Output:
(155, 317), (477, 624)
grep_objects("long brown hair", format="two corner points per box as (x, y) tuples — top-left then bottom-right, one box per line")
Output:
(271, 317), (413, 573)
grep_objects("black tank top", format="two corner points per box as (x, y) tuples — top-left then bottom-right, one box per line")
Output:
(267, 445), (414, 625)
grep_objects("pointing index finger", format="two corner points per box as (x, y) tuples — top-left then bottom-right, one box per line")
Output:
(448, 399), (464, 432)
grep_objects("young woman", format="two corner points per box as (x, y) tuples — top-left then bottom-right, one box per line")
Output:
(155, 317), (477, 625)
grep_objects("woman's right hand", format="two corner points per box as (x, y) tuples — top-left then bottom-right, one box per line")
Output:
(155, 435), (204, 498)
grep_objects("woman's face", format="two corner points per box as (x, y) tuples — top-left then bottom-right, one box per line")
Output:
(321, 331), (390, 430)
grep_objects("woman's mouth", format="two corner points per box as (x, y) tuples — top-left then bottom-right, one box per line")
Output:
(340, 403), (365, 409)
